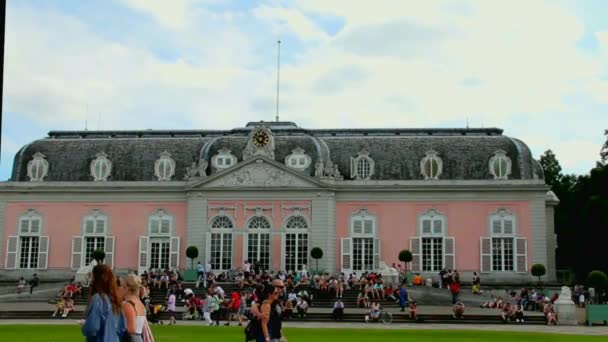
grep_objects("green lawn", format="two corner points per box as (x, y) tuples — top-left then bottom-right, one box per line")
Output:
(0, 325), (603, 341)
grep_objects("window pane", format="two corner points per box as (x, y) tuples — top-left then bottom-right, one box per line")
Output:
(161, 219), (171, 234)
(150, 220), (160, 234)
(503, 220), (513, 234)
(353, 220), (362, 234)
(433, 220), (442, 234)
(30, 220), (40, 233)
(95, 220), (105, 234)
(85, 220), (95, 234)
(492, 220), (502, 234)
(218, 158), (224, 166)
(363, 220), (373, 234)
(422, 220), (431, 234)
(225, 158), (231, 166)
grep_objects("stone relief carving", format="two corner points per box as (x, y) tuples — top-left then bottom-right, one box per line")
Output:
(220, 162), (298, 187)
(313, 159), (343, 180)
(184, 159), (208, 180)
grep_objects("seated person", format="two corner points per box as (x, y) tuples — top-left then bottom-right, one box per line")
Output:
(283, 300), (294, 320)
(514, 303), (525, 322)
(408, 301), (417, 320)
(413, 274), (423, 286)
(73, 283), (83, 297)
(217, 272), (226, 282)
(16, 277), (26, 294)
(296, 297), (309, 318)
(62, 297), (74, 317)
(159, 273), (170, 289)
(333, 299), (344, 320)
(52, 297), (65, 317)
(366, 302), (381, 322)
(385, 286), (397, 302)
(500, 303), (511, 322)
(452, 301), (465, 318)
(546, 308), (558, 325)
(373, 281), (384, 299)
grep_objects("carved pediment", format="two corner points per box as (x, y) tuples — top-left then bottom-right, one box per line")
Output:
(193, 158), (323, 188)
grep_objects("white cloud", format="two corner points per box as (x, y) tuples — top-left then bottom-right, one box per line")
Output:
(120, 0), (191, 30)
(253, 4), (329, 41)
(597, 31), (608, 54)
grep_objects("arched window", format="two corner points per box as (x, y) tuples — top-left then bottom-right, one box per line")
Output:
(154, 151), (176, 181)
(246, 216), (271, 271)
(90, 152), (112, 181)
(212, 148), (238, 171)
(489, 150), (512, 180)
(341, 209), (380, 273)
(137, 209), (180, 274)
(208, 216), (234, 271)
(420, 150), (443, 180)
(487, 209), (516, 272)
(350, 150), (375, 180)
(284, 148), (312, 172)
(27, 152), (49, 182)
(5, 210), (49, 270)
(283, 216), (309, 272)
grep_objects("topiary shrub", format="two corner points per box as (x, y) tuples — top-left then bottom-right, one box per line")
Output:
(310, 247), (323, 274)
(91, 249), (106, 264)
(531, 263), (546, 286)
(186, 246), (199, 270)
(398, 249), (413, 272)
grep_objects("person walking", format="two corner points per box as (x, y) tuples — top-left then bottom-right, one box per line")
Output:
(118, 274), (152, 342)
(196, 261), (206, 288)
(81, 264), (125, 342)
(29, 273), (40, 295)
(450, 278), (461, 305)
(399, 284), (408, 312)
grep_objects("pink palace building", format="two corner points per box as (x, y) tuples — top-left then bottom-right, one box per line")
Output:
(0, 121), (559, 282)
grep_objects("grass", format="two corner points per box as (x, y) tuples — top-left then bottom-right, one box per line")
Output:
(0, 325), (604, 341)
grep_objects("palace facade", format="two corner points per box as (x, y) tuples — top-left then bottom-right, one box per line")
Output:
(0, 121), (558, 282)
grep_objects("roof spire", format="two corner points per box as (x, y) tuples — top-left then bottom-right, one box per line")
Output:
(275, 39), (281, 123)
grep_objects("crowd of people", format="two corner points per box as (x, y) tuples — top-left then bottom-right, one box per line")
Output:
(479, 288), (561, 325)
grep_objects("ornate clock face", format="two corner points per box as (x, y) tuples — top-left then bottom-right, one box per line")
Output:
(253, 130), (270, 148)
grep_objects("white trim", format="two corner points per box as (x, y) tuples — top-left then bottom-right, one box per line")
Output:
(154, 151), (176, 181)
(489, 149), (512, 180)
(105, 236), (115, 269)
(480, 237), (491, 273)
(488, 208), (517, 237)
(38, 236), (49, 270)
(138, 236), (149, 274)
(350, 150), (375, 180)
(341, 237), (352, 274)
(170, 237), (180, 270)
(420, 150), (443, 180)
(90, 152), (112, 181)
(211, 148), (237, 171)
(71, 236), (83, 270)
(27, 152), (49, 182)
(515, 237), (528, 273)
(444, 237), (455, 271)
(410, 237), (421, 272)
(208, 215), (235, 229)
(5, 236), (18, 269)
(148, 208), (174, 236)
(284, 148), (312, 172)
(418, 208), (446, 236)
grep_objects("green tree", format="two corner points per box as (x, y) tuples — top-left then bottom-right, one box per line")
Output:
(539, 150), (562, 188)
(310, 247), (323, 273)
(601, 129), (608, 165)
(91, 249), (106, 264)
(531, 263), (546, 287)
(398, 249), (413, 272)
(186, 246), (199, 270)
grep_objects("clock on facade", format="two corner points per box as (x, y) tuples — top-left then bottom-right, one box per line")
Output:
(253, 130), (270, 148)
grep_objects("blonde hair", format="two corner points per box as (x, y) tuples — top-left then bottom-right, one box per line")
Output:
(123, 274), (142, 295)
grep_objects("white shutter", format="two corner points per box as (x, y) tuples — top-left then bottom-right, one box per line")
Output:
(104, 236), (115, 269)
(138, 236), (149, 273)
(71, 236), (83, 269)
(205, 232), (212, 265)
(350, 157), (356, 178)
(443, 237), (455, 271)
(373, 238), (381, 270)
(480, 237), (492, 272)
(281, 233), (286, 272)
(409, 237), (421, 272)
(38, 236), (49, 270)
(5, 236), (19, 269)
(243, 233), (249, 267)
(515, 237), (528, 272)
(341, 238), (352, 274)
(169, 237), (180, 270)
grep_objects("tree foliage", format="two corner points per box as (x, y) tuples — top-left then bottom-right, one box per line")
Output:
(531, 264), (546, 283)
(186, 246), (199, 269)
(91, 249), (106, 263)
(540, 150), (562, 188)
(398, 250), (413, 263)
(586, 270), (608, 289)
(601, 130), (608, 165)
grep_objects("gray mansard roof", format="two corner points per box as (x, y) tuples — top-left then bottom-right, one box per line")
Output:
(10, 121), (544, 182)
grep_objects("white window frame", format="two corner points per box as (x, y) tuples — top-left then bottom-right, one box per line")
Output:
(208, 215), (234, 271)
(284, 148), (312, 172)
(344, 209), (380, 273)
(8, 210), (48, 270)
(27, 152), (49, 182)
(489, 150), (512, 180)
(245, 215), (272, 272)
(282, 215), (310, 272)
(154, 151), (176, 181)
(487, 209), (518, 272)
(212, 148), (237, 170)
(90, 152), (112, 181)
(350, 150), (375, 180)
(143, 209), (179, 272)
(77, 209), (115, 269)
(420, 150), (443, 180)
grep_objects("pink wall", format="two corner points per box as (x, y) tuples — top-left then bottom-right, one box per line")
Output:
(2, 202), (187, 270)
(336, 201), (532, 272)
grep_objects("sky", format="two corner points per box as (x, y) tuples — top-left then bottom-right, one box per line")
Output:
(2, 0), (608, 180)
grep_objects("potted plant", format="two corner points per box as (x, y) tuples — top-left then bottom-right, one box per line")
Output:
(184, 246), (199, 281)
(91, 249), (106, 264)
(398, 249), (413, 283)
(310, 247), (323, 275)
(531, 263), (546, 289)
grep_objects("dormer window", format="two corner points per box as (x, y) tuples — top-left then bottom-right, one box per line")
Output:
(27, 152), (49, 182)
(154, 151), (176, 181)
(285, 148), (311, 172)
(350, 150), (375, 180)
(90, 152), (112, 181)
(420, 150), (442, 180)
(489, 150), (512, 180)
(212, 148), (237, 170)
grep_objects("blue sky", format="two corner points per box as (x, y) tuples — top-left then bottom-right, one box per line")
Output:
(2, 0), (608, 180)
